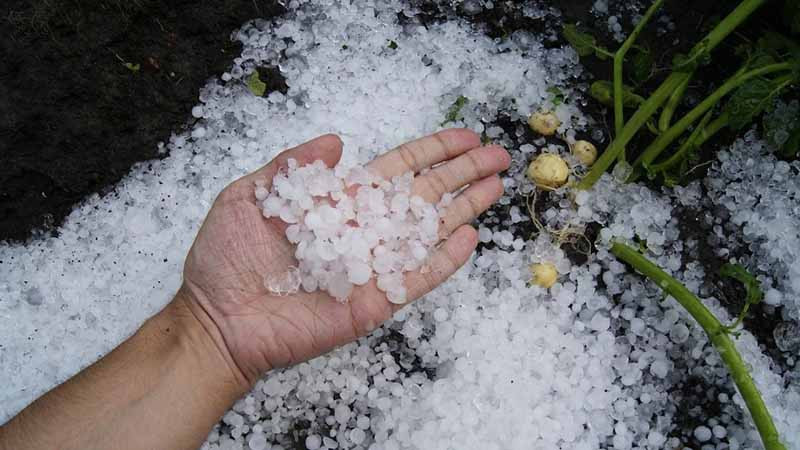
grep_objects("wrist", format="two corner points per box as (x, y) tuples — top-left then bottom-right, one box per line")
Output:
(166, 287), (253, 397)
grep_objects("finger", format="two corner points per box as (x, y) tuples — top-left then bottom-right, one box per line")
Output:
(438, 175), (504, 237)
(367, 128), (481, 179)
(412, 145), (510, 203)
(403, 224), (478, 304)
(239, 134), (344, 187)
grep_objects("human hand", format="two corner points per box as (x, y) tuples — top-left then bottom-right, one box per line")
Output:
(178, 130), (510, 389)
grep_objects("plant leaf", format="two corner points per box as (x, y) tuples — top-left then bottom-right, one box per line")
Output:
(764, 100), (800, 157)
(563, 24), (598, 57)
(723, 78), (779, 130)
(784, 124), (800, 157)
(629, 47), (654, 85)
(442, 95), (469, 125)
(755, 32), (800, 62)
(781, 123), (800, 157)
(547, 86), (565, 106)
(589, 80), (645, 108)
(771, 121), (800, 157)
(247, 71), (267, 97)
(388, 40), (398, 49)
(720, 263), (763, 306)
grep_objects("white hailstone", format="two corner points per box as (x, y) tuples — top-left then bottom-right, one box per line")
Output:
(694, 426), (712, 442)
(630, 318), (646, 335)
(669, 323), (690, 343)
(647, 431), (666, 446)
(571, 140), (597, 166)
(528, 111), (561, 136)
(254, 184), (270, 202)
(390, 193), (409, 214)
(349, 428), (366, 444)
(386, 287), (407, 305)
(589, 312), (610, 331)
(328, 272), (354, 300)
(264, 267), (302, 296)
(334, 404), (351, 424)
(248, 434), (267, 450)
(347, 261), (372, 285)
(478, 226), (493, 243)
(192, 126), (207, 139)
(305, 435), (322, 450)
(262, 196), (284, 216)
(650, 359), (669, 378)
(258, 158), (444, 302)
(356, 415), (370, 430)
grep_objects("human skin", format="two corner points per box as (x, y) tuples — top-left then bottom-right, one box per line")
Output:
(0, 129), (510, 450)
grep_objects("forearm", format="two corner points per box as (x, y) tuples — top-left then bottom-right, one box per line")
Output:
(0, 290), (249, 450)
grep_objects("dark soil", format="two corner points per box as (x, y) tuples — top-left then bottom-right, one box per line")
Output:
(669, 374), (739, 447)
(0, 0), (284, 242)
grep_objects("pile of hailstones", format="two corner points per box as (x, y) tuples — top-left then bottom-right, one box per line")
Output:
(256, 158), (444, 303)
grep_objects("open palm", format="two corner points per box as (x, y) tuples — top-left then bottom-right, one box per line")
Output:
(179, 130), (510, 386)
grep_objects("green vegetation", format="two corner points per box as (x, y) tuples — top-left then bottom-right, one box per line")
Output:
(719, 263), (764, 332)
(564, 0), (799, 190)
(247, 71), (267, 97)
(546, 86), (566, 106)
(559, 3), (798, 447)
(441, 95), (469, 125)
(611, 242), (786, 450)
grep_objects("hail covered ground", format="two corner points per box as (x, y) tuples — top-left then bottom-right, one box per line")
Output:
(1, 1), (798, 449)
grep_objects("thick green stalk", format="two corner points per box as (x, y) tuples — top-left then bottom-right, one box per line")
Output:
(692, 112), (729, 148)
(634, 62), (793, 171)
(658, 74), (691, 132)
(614, 0), (665, 163)
(648, 72), (795, 176)
(578, 72), (689, 189)
(647, 111), (728, 175)
(610, 242), (786, 450)
(674, 0), (767, 71)
(614, 56), (624, 161)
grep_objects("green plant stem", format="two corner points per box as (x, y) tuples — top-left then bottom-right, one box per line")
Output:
(658, 74), (691, 132)
(725, 299), (752, 332)
(633, 62), (793, 174)
(694, 112), (729, 148)
(578, 72), (690, 189)
(610, 242), (786, 450)
(614, 0), (665, 163)
(579, 0), (767, 190)
(675, 0), (768, 71)
(649, 111), (728, 174)
(614, 55), (626, 163)
(595, 47), (616, 59)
